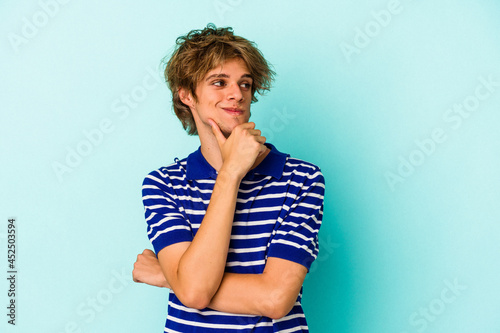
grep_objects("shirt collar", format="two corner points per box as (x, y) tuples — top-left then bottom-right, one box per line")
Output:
(186, 143), (288, 180)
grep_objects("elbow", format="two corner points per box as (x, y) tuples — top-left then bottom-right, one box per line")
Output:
(265, 304), (294, 320)
(183, 298), (211, 310)
(260, 291), (295, 320)
(176, 289), (212, 310)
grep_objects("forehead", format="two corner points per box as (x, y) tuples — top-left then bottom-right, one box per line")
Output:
(204, 57), (251, 79)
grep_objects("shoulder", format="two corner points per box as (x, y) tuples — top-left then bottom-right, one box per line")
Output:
(266, 143), (324, 184)
(283, 156), (324, 185)
(284, 156), (322, 174)
(142, 157), (188, 189)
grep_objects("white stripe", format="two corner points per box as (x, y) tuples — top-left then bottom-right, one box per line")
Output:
(240, 175), (272, 185)
(285, 161), (317, 170)
(281, 219), (319, 235)
(161, 174), (186, 181)
(157, 167), (180, 177)
(143, 184), (161, 190)
(147, 204), (176, 210)
(314, 182), (326, 190)
(311, 213), (322, 226)
(271, 239), (317, 258)
(276, 230), (316, 243)
(236, 192), (296, 204)
(171, 183), (213, 193)
(237, 180), (295, 194)
(176, 195), (209, 204)
(306, 192), (324, 200)
(276, 325), (309, 333)
(226, 259), (265, 267)
(289, 202), (322, 211)
(145, 174), (169, 188)
(232, 219), (276, 227)
(275, 312), (306, 322)
(231, 232), (271, 240)
(287, 211), (322, 223)
(235, 206), (282, 214)
(145, 211), (156, 223)
(228, 246), (267, 253)
(237, 185), (264, 194)
(157, 166), (182, 175)
(166, 315), (270, 330)
(182, 208), (206, 215)
(148, 178), (213, 194)
(150, 225), (191, 242)
(147, 214), (185, 234)
(143, 195), (177, 205)
(195, 179), (216, 184)
(282, 170), (322, 179)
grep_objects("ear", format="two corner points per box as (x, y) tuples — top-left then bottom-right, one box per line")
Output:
(178, 88), (194, 108)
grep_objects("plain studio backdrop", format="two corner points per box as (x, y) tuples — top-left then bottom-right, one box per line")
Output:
(1, 0), (500, 332)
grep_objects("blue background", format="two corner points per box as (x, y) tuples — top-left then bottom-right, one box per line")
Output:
(1, 0), (499, 332)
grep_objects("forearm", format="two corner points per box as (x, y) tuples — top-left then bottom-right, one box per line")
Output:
(207, 273), (269, 316)
(173, 170), (241, 304)
(207, 268), (303, 319)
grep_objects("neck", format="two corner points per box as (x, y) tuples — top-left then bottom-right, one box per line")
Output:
(199, 130), (224, 171)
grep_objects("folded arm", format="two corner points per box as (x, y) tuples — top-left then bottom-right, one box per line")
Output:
(133, 252), (307, 319)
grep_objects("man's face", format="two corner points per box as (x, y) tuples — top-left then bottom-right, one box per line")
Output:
(190, 57), (253, 138)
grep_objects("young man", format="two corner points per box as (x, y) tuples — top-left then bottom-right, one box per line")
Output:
(133, 24), (325, 332)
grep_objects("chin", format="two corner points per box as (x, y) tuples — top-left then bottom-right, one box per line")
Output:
(220, 124), (236, 138)
(224, 117), (247, 130)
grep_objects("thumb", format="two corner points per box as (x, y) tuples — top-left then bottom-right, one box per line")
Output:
(142, 249), (156, 257)
(207, 119), (226, 148)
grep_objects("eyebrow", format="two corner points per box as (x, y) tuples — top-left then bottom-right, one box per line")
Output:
(205, 73), (253, 81)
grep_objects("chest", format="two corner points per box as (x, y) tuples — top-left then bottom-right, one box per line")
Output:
(176, 177), (293, 272)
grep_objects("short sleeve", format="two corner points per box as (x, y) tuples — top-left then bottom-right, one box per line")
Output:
(142, 170), (193, 254)
(267, 167), (325, 271)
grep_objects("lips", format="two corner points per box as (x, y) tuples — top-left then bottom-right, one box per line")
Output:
(222, 107), (244, 115)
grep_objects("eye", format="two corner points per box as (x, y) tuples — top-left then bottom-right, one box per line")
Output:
(240, 82), (252, 90)
(212, 80), (225, 87)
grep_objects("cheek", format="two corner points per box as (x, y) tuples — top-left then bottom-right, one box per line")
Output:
(244, 91), (253, 103)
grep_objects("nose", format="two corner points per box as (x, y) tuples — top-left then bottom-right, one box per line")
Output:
(226, 82), (243, 102)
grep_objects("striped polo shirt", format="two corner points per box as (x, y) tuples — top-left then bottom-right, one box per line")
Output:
(142, 143), (325, 332)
